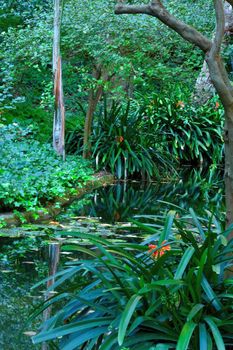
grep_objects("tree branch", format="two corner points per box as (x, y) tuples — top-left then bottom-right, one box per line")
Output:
(205, 0), (233, 108)
(115, 3), (152, 15)
(115, 0), (212, 52)
(212, 0), (225, 55)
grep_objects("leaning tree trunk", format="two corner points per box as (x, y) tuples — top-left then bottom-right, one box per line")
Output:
(83, 67), (103, 159)
(224, 113), (233, 227)
(53, 0), (65, 160)
(204, 2), (233, 232)
(83, 66), (110, 159)
(194, 2), (233, 104)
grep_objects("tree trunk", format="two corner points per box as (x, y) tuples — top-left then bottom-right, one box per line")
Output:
(83, 86), (103, 159)
(225, 2), (233, 33)
(53, 0), (65, 160)
(224, 113), (233, 229)
(194, 2), (233, 104)
(194, 61), (214, 104)
(83, 66), (110, 159)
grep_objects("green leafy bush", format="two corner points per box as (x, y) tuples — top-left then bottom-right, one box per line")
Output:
(140, 92), (224, 166)
(32, 211), (233, 349)
(66, 93), (223, 181)
(91, 100), (174, 179)
(0, 123), (93, 211)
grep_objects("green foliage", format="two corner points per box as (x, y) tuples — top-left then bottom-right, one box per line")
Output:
(140, 92), (224, 165)
(0, 235), (47, 266)
(0, 123), (93, 211)
(32, 211), (233, 349)
(92, 100), (174, 179)
(66, 91), (224, 180)
(0, 0), (213, 136)
(1, 104), (52, 142)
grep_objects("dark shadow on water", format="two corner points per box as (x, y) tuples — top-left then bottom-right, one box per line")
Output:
(60, 169), (224, 224)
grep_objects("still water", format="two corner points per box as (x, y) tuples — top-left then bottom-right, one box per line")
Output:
(0, 178), (224, 349)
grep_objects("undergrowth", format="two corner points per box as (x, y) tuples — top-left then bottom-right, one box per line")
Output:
(0, 123), (93, 212)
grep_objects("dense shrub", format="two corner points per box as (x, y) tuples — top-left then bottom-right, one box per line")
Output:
(140, 92), (224, 166)
(0, 123), (93, 211)
(92, 100), (175, 179)
(66, 93), (224, 180)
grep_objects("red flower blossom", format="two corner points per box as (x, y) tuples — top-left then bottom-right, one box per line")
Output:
(176, 101), (185, 108)
(116, 136), (124, 143)
(148, 241), (171, 259)
(215, 102), (220, 109)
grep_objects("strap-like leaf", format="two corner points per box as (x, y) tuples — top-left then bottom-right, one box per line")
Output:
(159, 210), (176, 244)
(118, 294), (142, 346)
(189, 208), (205, 240)
(199, 323), (208, 350)
(201, 275), (222, 311)
(32, 317), (113, 343)
(174, 246), (195, 280)
(204, 317), (225, 350)
(176, 321), (197, 350)
(187, 304), (204, 322)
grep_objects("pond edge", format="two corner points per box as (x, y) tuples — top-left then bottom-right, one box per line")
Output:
(0, 173), (114, 227)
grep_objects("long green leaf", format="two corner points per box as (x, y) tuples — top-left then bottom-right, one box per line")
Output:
(201, 275), (222, 311)
(139, 280), (184, 294)
(204, 317), (225, 350)
(32, 317), (112, 343)
(199, 323), (208, 350)
(176, 321), (196, 350)
(118, 295), (142, 346)
(159, 210), (176, 244)
(62, 327), (108, 350)
(189, 208), (205, 240)
(174, 247), (195, 280)
(187, 304), (204, 322)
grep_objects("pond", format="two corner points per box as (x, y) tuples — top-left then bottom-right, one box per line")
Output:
(0, 176), (224, 349)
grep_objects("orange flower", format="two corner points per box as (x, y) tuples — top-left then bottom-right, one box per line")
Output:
(148, 241), (171, 259)
(215, 102), (220, 109)
(176, 101), (185, 108)
(116, 136), (124, 143)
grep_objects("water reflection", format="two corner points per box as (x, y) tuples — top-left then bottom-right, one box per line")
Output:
(60, 171), (224, 224)
(0, 169), (224, 349)
(0, 266), (42, 349)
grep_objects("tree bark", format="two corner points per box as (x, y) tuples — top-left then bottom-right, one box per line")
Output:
(53, 0), (65, 160)
(194, 61), (214, 104)
(83, 66), (103, 159)
(115, 0), (233, 228)
(83, 66), (111, 159)
(194, 2), (233, 104)
(225, 1), (233, 33)
(224, 113), (233, 227)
